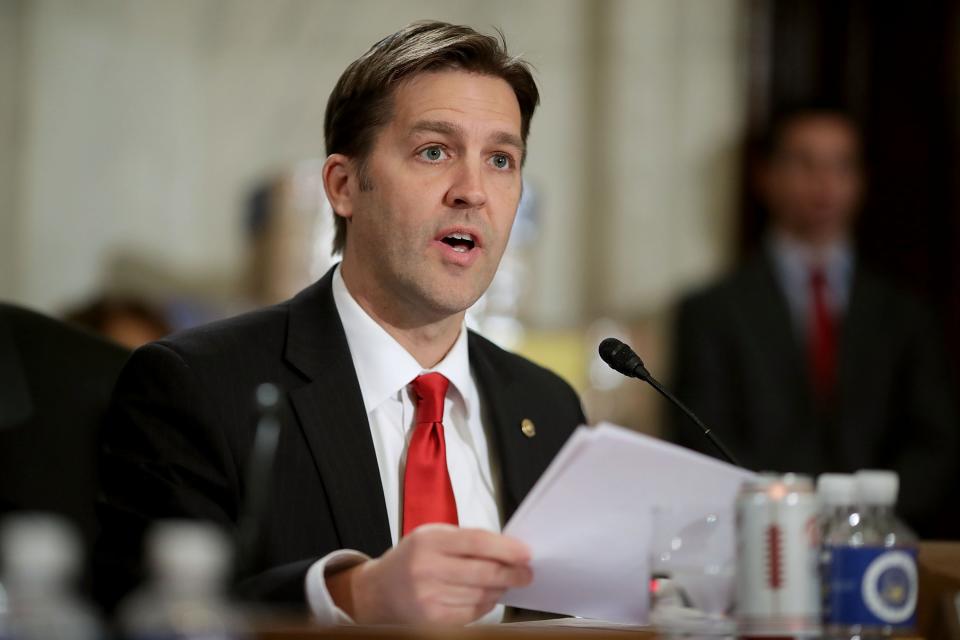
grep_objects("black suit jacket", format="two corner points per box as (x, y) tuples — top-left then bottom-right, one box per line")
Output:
(669, 252), (958, 534)
(94, 268), (584, 610)
(0, 303), (129, 552)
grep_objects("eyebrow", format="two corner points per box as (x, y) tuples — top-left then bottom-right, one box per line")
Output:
(409, 119), (526, 156)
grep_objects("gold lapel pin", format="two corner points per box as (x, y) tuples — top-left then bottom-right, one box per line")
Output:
(521, 418), (536, 438)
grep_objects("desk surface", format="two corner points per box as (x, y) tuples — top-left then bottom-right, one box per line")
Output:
(253, 542), (960, 640)
(255, 620), (657, 640)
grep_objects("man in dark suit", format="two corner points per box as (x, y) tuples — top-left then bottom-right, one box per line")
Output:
(670, 108), (957, 535)
(0, 303), (128, 555)
(95, 21), (584, 625)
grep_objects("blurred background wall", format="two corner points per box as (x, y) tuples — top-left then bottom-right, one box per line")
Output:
(0, 0), (746, 326)
(2, 0), (958, 435)
(0, 0), (22, 299)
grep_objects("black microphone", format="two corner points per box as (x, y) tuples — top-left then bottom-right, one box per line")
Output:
(598, 337), (742, 467)
(235, 382), (284, 581)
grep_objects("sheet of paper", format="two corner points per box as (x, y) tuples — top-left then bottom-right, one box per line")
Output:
(500, 422), (756, 624)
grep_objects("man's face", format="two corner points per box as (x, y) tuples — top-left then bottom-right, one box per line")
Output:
(761, 116), (863, 245)
(341, 70), (524, 320)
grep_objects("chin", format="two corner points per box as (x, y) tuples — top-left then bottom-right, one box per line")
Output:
(431, 267), (492, 302)
(427, 290), (482, 317)
(417, 280), (482, 316)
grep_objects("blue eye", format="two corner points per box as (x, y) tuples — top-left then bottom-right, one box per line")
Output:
(419, 146), (447, 162)
(490, 154), (512, 170)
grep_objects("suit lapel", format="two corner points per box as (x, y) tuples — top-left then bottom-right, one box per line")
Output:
(739, 253), (812, 410)
(469, 333), (556, 522)
(0, 318), (32, 431)
(283, 269), (392, 557)
(837, 266), (878, 395)
(834, 265), (883, 455)
(279, 273), (568, 549)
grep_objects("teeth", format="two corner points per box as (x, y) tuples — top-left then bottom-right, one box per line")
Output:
(448, 232), (474, 242)
(453, 245), (467, 253)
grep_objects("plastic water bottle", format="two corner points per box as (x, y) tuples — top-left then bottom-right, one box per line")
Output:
(0, 514), (103, 640)
(118, 520), (245, 640)
(818, 473), (857, 535)
(817, 473), (858, 633)
(0, 576), (11, 640)
(822, 470), (918, 637)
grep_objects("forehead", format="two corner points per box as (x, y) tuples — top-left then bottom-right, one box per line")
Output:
(778, 115), (860, 155)
(386, 70), (522, 135)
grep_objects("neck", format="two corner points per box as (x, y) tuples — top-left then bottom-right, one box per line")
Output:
(775, 225), (849, 255)
(339, 262), (464, 369)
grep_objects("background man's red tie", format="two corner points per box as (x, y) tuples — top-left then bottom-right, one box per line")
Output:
(808, 267), (837, 403)
(402, 372), (458, 536)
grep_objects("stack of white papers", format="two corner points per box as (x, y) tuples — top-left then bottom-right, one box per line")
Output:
(500, 422), (756, 624)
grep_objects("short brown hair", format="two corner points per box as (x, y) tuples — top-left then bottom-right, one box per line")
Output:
(762, 104), (862, 161)
(324, 21), (540, 254)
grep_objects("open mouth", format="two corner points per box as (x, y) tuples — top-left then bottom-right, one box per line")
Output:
(440, 232), (477, 253)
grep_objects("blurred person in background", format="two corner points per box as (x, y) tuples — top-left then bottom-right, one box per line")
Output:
(64, 296), (171, 349)
(670, 107), (958, 537)
(0, 303), (129, 572)
(243, 165), (337, 309)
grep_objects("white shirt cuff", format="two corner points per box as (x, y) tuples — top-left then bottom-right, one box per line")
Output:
(304, 549), (370, 625)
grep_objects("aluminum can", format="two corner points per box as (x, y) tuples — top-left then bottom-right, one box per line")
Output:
(736, 473), (820, 637)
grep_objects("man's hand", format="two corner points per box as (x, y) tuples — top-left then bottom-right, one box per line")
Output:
(325, 525), (532, 625)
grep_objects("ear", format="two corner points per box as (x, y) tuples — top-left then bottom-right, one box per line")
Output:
(322, 153), (357, 222)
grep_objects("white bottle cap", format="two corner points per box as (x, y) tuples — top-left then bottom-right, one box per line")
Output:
(147, 521), (231, 590)
(0, 513), (81, 585)
(817, 473), (856, 506)
(856, 470), (899, 506)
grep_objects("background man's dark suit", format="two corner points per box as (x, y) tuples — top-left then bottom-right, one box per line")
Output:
(670, 251), (958, 536)
(95, 268), (584, 610)
(0, 303), (129, 554)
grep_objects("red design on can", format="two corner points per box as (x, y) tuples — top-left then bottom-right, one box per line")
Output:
(805, 516), (820, 547)
(767, 524), (783, 589)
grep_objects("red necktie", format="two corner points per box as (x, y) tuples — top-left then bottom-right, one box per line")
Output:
(402, 372), (458, 536)
(808, 267), (837, 403)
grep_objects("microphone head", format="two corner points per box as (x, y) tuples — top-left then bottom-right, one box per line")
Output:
(256, 383), (281, 413)
(598, 337), (649, 380)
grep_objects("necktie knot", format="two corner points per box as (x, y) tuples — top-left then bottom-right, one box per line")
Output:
(411, 372), (449, 424)
(810, 266), (828, 291)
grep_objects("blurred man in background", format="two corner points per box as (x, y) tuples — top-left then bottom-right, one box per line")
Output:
(0, 303), (128, 564)
(64, 296), (171, 349)
(670, 107), (958, 536)
(243, 165), (336, 310)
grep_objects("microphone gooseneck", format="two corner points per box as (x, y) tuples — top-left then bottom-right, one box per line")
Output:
(598, 338), (743, 467)
(236, 382), (284, 582)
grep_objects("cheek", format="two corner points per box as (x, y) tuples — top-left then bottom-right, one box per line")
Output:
(491, 182), (522, 225)
(839, 178), (861, 202)
(784, 176), (815, 202)
(385, 171), (445, 215)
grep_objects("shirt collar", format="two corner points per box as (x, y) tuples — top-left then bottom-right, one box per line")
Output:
(331, 264), (474, 417)
(768, 230), (854, 288)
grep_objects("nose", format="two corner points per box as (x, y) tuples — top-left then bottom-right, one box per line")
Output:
(444, 159), (487, 210)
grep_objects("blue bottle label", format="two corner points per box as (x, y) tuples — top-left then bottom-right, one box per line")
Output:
(824, 546), (918, 627)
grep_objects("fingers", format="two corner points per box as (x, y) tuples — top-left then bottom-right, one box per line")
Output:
(427, 589), (504, 625)
(433, 555), (532, 589)
(419, 525), (531, 566)
(427, 601), (500, 626)
(432, 584), (504, 607)
(362, 527), (533, 626)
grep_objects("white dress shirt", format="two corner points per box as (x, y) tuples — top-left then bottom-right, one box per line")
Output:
(768, 232), (854, 338)
(305, 266), (502, 624)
